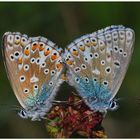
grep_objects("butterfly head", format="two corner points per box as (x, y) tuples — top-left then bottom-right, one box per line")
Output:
(87, 99), (118, 112)
(18, 107), (47, 121)
(108, 100), (118, 110)
(18, 109), (28, 119)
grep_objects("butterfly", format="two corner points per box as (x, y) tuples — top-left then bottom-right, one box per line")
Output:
(2, 32), (64, 121)
(64, 25), (135, 112)
(2, 25), (135, 121)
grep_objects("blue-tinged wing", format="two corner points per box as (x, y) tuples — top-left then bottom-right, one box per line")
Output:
(64, 25), (135, 111)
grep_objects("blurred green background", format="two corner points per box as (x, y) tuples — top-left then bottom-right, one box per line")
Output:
(0, 2), (140, 138)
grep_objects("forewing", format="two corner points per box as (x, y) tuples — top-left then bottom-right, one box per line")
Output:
(64, 25), (134, 101)
(2, 32), (64, 109)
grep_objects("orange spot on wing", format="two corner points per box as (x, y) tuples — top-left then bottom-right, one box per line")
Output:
(79, 46), (85, 51)
(18, 57), (22, 64)
(66, 60), (73, 65)
(44, 50), (50, 56)
(86, 43), (91, 47)
(61, 74), (67, 81)
(15, 40), (20, 44)
(51, 55), (58, 60)
(39, 44), (45, 51)
(31, 44), (38, 51)
(72, 51), (78, 56)
(24, 49), (30, 56)
(92, 42), (97, 46)
(56, 63), (62, 70)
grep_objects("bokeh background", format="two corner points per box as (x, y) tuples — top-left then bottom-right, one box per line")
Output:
(0, 2), (140, 138)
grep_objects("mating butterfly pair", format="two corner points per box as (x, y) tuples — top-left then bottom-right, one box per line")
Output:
(2, 25), (135, 121)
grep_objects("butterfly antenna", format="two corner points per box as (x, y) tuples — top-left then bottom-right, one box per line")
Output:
(52, 100), (68, 105)
(10, 105), (24, 112)
(114, 98), (122, 102)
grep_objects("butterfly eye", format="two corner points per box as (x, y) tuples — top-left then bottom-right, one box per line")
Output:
(39, 42), (45, 51)
(20, 75), (26, 82)
(23, 88), (29, 94)
(109, 101), (117, 110)
(51, 70), (56, 76)
(18, 110), (28, 119)
(7, 34), (14, 44)
(9, 54), (15, 61)
(30, 57), (35, 64)
(14, 35), (21, 44)
(24, 64), (29, 71)
(21, 110), (26, 116)
(44, 69), (49, 75)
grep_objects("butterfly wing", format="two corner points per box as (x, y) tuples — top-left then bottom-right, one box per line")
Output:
(2, 32), (64, 111)
(64, 25), (135, 111)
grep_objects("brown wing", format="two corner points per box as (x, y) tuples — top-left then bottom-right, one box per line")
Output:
(2, 32), (64, 109)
